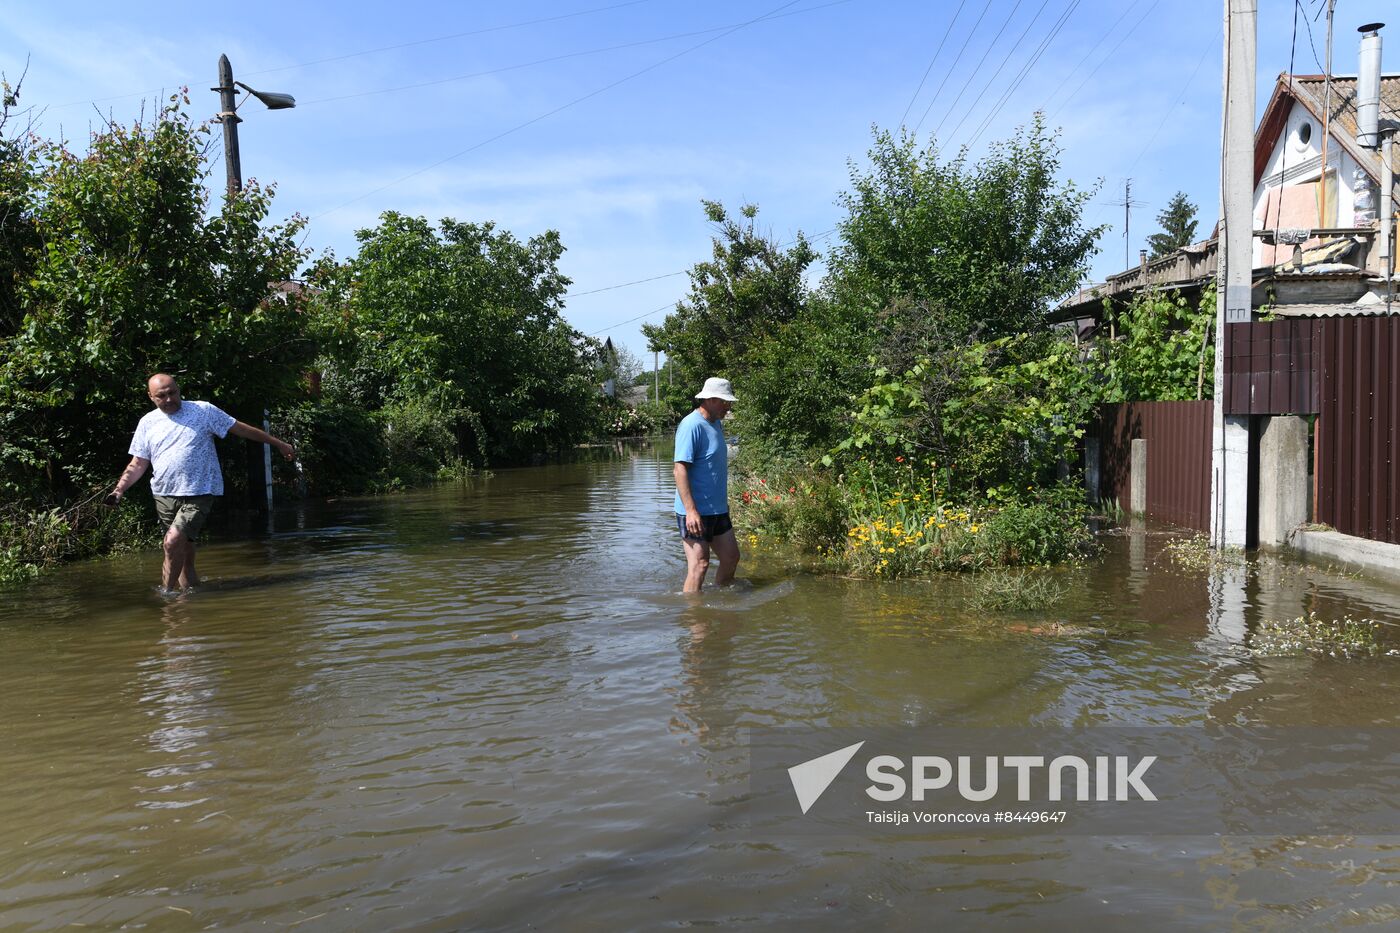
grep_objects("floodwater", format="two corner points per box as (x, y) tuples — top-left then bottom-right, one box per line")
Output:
(3, 440), (1400, 930)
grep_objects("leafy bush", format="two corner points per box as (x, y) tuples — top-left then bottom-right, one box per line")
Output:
(275, 401), (386, 496)
(977, 483), (1096, 567)
(601, 400), (658, 437)
(0, 494), (157, 588)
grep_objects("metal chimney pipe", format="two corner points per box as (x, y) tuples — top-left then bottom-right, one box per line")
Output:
(1357, 23), (1384, 148)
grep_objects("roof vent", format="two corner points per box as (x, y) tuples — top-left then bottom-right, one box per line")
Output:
(1357, 23), (1384, 148)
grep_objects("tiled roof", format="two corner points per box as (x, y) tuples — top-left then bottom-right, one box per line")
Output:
(1290, 73), (1400, 141)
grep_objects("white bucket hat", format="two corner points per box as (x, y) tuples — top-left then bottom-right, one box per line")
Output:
(694, 377), (737, 401)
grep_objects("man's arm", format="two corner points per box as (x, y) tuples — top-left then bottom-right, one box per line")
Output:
(228, 421), (295, 460)
(107, 457), (151, 504)
(674, 461), (703, 535)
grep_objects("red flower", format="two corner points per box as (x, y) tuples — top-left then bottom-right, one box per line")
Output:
(759, 478), (766, 485)
(895, 456), (904, 463)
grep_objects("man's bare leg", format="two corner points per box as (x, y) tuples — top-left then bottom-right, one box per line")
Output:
(711, 530), (740, 586)
(162, 528), (190, 591)
(682, 538), (711, 593)
(178, 539), (199, 589)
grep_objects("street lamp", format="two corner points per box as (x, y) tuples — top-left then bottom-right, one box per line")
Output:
(213, 53), (295, 513)
(213, 53), (295, 196)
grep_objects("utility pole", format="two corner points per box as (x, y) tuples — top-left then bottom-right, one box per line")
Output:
(1109, 178), (1145, 269)
(214, 54), (295, 515)
(1211, 0), (1255, 550)
(1320, 0), (1336, 224)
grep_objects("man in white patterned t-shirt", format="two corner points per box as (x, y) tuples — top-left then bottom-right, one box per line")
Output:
(108, 373), (295, 593)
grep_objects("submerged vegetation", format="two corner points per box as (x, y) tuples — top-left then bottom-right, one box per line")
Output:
(1251, 612), (1398, 659)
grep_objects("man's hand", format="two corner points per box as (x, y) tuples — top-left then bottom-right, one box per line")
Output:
(274, 439), (295, 461)
(103, 491), (122, 508)
(685, 507), (702, 536)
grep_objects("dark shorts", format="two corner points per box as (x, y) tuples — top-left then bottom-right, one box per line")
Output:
(677, 511), (734, 542)
(153, 495), (215, 538)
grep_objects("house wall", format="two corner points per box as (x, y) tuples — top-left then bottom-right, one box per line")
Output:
(1251, 100), (1368, 266)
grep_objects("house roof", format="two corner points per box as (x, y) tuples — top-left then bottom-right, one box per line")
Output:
(1255, 72), (1400, 187)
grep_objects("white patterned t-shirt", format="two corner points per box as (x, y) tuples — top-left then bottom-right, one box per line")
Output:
(128, 400), (237, 496)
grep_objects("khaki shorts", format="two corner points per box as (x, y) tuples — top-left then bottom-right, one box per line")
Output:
(153, 495), (215, 538)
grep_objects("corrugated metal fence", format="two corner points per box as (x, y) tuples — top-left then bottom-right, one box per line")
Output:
(1095, 400), (1214, 532)
(1316, 315), (1400, 544)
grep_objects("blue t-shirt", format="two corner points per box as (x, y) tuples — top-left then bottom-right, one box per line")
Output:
(673, 409), (728, 515)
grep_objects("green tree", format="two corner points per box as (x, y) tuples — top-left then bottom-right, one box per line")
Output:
(0, 71), (40, 341)
(827, 116), (1103, 342)
(311, 212), (601, 464)
(1099, 287), (1215, 401)
(0, 95), (310, 502)
(1146, 191), (1199, 259)
(643, 201), (816, 380)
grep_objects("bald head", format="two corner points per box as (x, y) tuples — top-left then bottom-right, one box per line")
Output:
(147, 373), (182, 413)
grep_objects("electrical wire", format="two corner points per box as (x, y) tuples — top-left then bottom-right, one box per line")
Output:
(897, 0), (969, 129)
(43, 0), (662, 111)
(964, 0), (1081, 150)
(300, 0), (856, 107)
(1048, 0), (1160, 121)
(1038, 0), (1144, 115)
(928, 0), (1028, 142)
(912, 0), (997, 134)
(570, 271), (687, 297)
(580, 229), (835, 333)
(941, 0), (1055, 148)
(307, 0), (810, 223)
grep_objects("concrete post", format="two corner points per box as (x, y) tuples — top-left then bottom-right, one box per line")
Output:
(1084, 436), (1101, 503)
(1211, 0), (1255, 549)
(1130, 438), (1148, 515)
(1257, 415), (1309, 547)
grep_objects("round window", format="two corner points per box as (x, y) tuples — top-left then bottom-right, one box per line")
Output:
(1293, 120), (1313, 150)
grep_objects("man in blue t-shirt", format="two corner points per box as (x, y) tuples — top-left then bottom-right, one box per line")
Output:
(673, 377), (739, 592)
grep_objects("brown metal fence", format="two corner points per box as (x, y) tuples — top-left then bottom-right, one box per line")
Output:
(1317, 315), (1400, 544)
(1096, 401), (1214, 532)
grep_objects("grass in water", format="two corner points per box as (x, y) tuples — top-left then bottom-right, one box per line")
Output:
(1251, 611), (1399, 659)
(969, 568), (1067, 612)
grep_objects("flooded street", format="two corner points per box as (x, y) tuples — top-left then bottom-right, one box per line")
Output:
(3, 441), (1400, 930)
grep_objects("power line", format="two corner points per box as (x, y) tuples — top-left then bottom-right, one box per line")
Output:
(941, 0), (1055, 148)
(570, 271), (687, 297)
(300, 0), (857, 107)
(588, 298), (674, 334)
(1125, 37), (1215, 175)
(928, 0), (1028, 143)
(912, 0), (997, 134)
(581, 228), (835, 333)
(308, 0), (810, 223)
(964, 0), (1081, 149)
(1038, 0), (1144, 115)
(43, 0), (662, 112)
(1048, 0), (1161, 121)
(897, 0), (969, 129)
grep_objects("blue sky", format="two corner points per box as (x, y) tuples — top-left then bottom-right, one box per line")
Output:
(2, 0), (1393, 359)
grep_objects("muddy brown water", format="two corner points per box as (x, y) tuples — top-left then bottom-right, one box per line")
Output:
(3, 441), (1400, 930)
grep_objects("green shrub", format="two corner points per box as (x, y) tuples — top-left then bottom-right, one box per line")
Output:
(978, 485), (1095, 567)
(275, 401), (387, 496)
(0, 493), (158, 589)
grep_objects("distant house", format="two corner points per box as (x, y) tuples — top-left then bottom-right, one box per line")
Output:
(1058, 70), (1400, 328)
